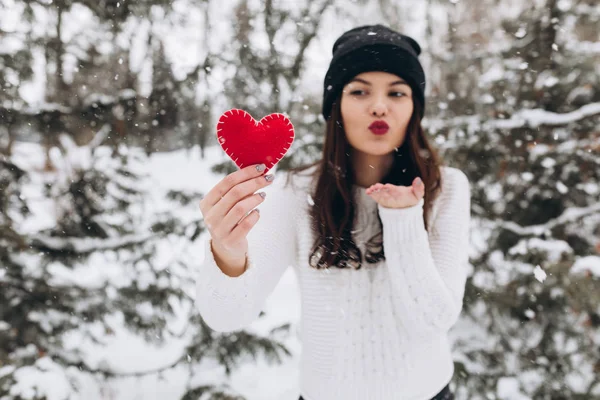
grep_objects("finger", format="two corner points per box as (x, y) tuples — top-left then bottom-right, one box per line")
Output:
(411, 186), (420, 200)
(366, 183), (384, 194)
(382, 183), (408, 197)
(212, 171), (273, 220)
(412, 177), (425, 199)
(378, 185), (391, 195)
(208, 184), (268, 240)
(384, 183), (401, 193)
(412, 177), (424, 189)
(218, 190), (268, 237)
(229, 207), (261, 242)
(200, 163), (267, 213)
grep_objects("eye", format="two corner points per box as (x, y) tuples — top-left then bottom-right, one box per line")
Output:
(390, 91), (407, 97)
(350, 89), (366, 96)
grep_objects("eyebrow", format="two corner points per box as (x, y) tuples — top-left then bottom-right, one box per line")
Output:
(349, 77), (409, 87)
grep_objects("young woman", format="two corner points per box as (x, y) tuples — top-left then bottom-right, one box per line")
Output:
(197, 24), (470, 400)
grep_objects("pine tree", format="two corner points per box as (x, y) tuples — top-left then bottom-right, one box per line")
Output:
(211, 0), (335, 175)
(0, 139), (293, 399)
(0, 158), (30, 364)
(1, 2), (295, 397)
(0, 50), (33, 155)
(426, 0), (600, 397)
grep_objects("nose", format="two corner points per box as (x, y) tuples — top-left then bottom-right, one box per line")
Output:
(370, 100), (388, 117)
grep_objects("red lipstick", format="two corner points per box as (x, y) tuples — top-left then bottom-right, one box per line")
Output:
(369, 120), (389, 135)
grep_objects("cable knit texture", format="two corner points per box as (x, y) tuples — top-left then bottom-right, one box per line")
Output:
(196, 165), (471, 400)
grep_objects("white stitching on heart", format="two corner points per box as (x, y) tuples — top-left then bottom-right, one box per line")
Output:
(216, 109), (295, 169)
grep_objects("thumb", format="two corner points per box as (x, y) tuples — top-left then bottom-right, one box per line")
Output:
(412, 177), (424, 198)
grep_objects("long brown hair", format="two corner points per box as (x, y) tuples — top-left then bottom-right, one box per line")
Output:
(287, 94), (442, 270)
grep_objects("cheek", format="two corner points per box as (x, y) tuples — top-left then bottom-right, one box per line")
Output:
(342, 123), (362, 149)
(340, 98), (360, 131)
(340, 96), (354, 120)
(393, 103), (413, 129)
(400, 102), (414, 121)
(391, 104), (413, 143)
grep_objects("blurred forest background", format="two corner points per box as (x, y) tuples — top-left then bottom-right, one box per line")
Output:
(1, 0), (600, 399)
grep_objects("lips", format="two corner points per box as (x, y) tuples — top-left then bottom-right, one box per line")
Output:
(369, 120), (389, 135)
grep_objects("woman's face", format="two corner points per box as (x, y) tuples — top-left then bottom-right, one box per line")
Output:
(340, 71), (414, 157)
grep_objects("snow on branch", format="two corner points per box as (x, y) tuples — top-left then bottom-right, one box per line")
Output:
(57, 352), (188, 379)
(30, 232), (157, 254)
(22, 102), (72, 114)
(425, 102), (600, 131)
(571, 256), (600, 278)
(496, 201), (600, 236)
(565, 40), (600, 55)
(490, 102), (600, 129)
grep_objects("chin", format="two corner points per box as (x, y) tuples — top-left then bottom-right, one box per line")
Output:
(360, 148), (394, 157)
(367, 141), (397, 154)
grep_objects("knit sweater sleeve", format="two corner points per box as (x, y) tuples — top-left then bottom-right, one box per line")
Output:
(377, 167), (471, 336)
(195, 172), (298, 333)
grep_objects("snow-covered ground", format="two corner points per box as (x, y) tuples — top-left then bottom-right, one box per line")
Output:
(10, 140), (600, 399)
(12, 142), (302, 400)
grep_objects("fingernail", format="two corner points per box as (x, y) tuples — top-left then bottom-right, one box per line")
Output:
(416, 177), (423, 185)
(258, 191), (266, 199)
(265, 174), (274, 182)
(256, 164), (266, 172)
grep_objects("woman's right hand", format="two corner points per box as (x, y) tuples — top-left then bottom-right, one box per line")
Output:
(199, 163), (275, 265)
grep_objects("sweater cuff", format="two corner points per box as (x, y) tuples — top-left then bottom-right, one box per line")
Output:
(377, 198), (426, 239)
(200, 237), (254, 295)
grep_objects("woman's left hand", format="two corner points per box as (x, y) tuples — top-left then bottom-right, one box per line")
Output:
(365, 177), (425, 209)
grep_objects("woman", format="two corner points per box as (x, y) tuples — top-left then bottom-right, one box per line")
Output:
(197, 24), (470, 400)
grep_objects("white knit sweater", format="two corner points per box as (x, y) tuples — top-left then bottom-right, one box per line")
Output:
(196, 165), (471, 400)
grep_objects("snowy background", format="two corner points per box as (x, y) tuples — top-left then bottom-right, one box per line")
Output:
(1, 0), (600, 399)
(8, 142), (303, 400)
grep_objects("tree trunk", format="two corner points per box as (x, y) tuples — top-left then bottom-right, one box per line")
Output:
(55, 5), (68, 99)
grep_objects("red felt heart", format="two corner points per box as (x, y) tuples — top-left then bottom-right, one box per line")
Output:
(216, 109), (295, 174)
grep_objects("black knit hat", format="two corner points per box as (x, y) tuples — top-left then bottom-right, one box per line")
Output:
(322, 24), (426, 121)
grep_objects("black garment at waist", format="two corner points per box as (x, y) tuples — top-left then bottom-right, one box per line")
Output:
(298, 383), (453, 400)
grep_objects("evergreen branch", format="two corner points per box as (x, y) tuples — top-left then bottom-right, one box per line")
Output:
(51, 352), (187, 379)
(489, 102), (600, 129)
(29, 232), (159, 255)
(289, 0), (335, 83)
(18, 0), (53, 7)
(0, 227), (27, 249)
(86, 124), (112, 149)
(263, 0), (283, 108)
(564, 40), (600, 55)
(586, 377), (600, 397)
(0, 281), (32, 296)
(0, 28), (23, 36)
(495, 201), (600, 236)
(424, 102), (600, 131)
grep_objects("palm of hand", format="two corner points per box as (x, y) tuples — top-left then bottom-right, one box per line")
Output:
(365, 177), (425, 209)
